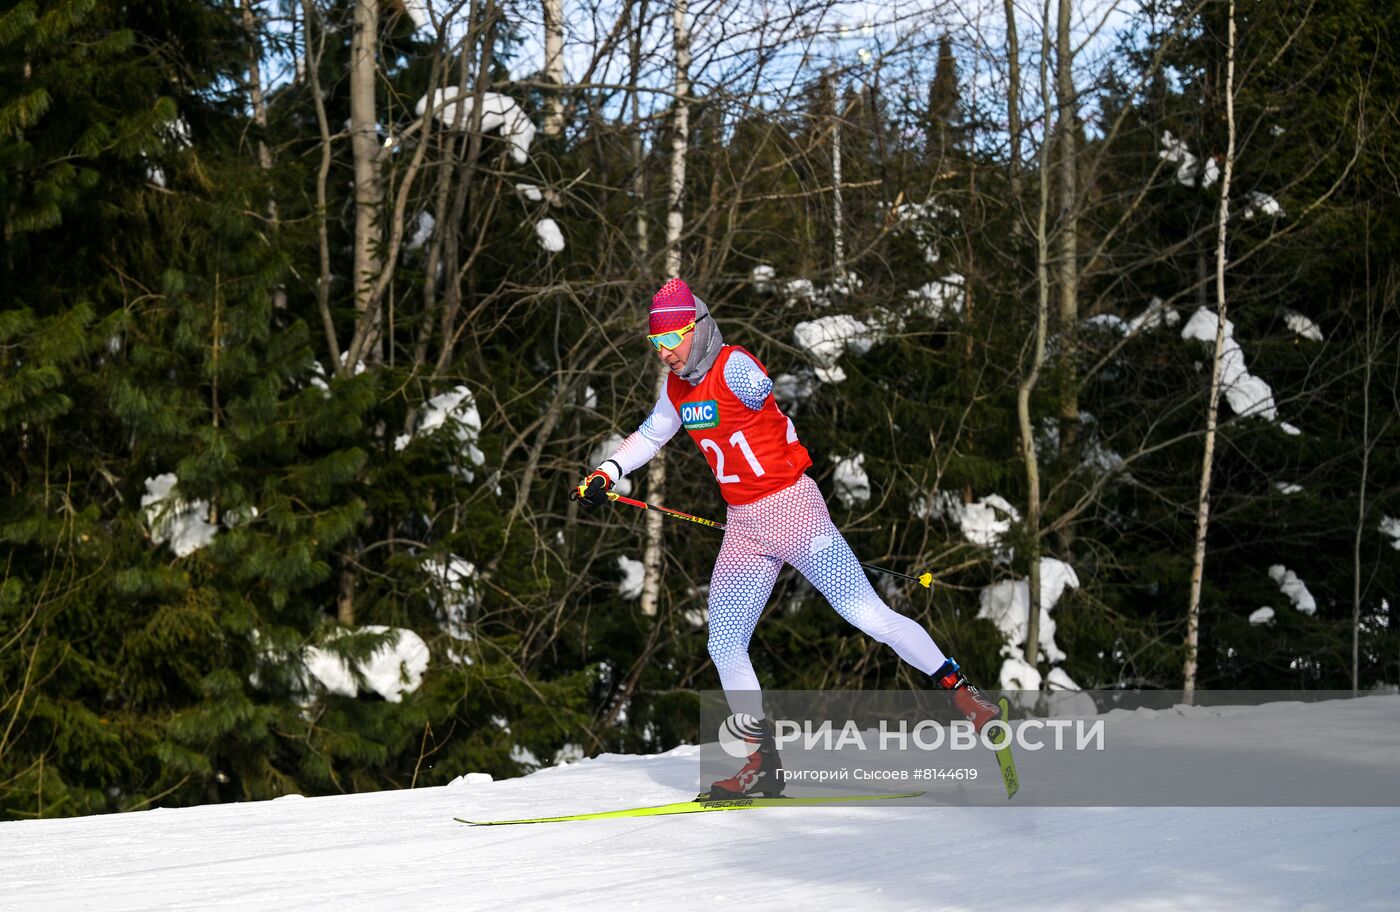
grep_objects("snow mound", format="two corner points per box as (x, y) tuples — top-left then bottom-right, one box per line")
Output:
(782, 277), (817, 305)
(1381, 516), (1400, 551)
(616, 556), (644, 600)
(535, 218), (565, 253)
(904, 274), (964, 321)
(1035, 413), (1127, 479)
(304, 625), (430, 703)
(889, 195), (956, 264)
(751, 264), (775, 293)
(979, 557), (1080, 671)
(1268, 564), (1317, 616)
(1281, 308), (1323, 342)
(959, 494), (1020, 549)
(780, 272), (863, 309)
(911, 489), (961, 522)
(446, 772), (494, 787)
(832, 454), (871, 507)
(422, 554), (477, 640)
(1243, 191), (1284, 219)
(1159, 130), (1218, 188)
(1085, 297), (1180, 335)
(141, 474), (219, 557)
(912, 491), (1023, 555)
(395, 385), (486, 480)
(772, 369), (818, 412)
(793, 315), (874, 384)
(406, 211), (435, 250)
(1181, 307), (1278, 422)
(997, 649), (1042, 691)
(416, 89), (536, 164)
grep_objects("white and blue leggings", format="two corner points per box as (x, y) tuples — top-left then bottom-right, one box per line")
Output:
(708, 475), (948, 716)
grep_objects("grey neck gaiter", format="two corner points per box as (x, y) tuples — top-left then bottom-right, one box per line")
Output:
(679, 294), (724, 384)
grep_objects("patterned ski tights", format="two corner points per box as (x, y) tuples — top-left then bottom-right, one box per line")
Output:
(707, 475), (947, 717)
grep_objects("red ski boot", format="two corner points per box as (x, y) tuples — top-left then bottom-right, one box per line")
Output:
(708, 718), (784, 800)
(934, 659), (1001, 733)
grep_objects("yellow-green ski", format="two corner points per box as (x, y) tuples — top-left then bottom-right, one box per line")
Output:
(992, 697), (1020, 799)
(455, 791), (926, 826)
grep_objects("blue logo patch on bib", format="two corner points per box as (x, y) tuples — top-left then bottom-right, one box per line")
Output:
(680, 400), (720, 430)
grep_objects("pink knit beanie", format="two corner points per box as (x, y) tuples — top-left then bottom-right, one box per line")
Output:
(649, 278), (697, 334)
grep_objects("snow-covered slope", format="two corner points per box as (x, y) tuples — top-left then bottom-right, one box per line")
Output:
(3, 698), (1398, 911)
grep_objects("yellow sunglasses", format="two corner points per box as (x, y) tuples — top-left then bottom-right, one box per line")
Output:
(647, 320), (697, 351)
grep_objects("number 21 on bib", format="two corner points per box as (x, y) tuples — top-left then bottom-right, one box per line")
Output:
(667, 346), (812, 506)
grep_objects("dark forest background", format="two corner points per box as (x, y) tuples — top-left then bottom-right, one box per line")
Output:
(1, 0), (1397, 818)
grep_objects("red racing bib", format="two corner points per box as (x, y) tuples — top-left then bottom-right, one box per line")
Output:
(666, 346), (812, 505)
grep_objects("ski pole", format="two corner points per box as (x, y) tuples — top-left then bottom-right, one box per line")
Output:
(606, 491), (934, 588)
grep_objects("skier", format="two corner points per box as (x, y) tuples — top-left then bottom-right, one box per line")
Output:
(573, 278), (1000, 799)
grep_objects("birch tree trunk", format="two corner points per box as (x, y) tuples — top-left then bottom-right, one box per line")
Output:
(1004, 0), (1022, 211)
(348, 0), (383, 373)
(665, 0), (689, 278)
(241, 0), (272, 174)
(339, 0), (384, 624)
(1184, 0), (1236, 698)
(542, 0), (565, 137)
(630, 0), (648, 264)
(831, 88), (845, 277)
(1022, 0), (1055, 673)
(1352, 291), (1374, 694)
(639, 0), (688, 618)
(1054, 0), (1080, 527)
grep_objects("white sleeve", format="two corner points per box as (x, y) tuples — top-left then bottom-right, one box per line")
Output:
(595, 390), (682, 482)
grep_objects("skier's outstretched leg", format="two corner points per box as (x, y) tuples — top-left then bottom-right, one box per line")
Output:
(773, 477), (948, 675)
(765, 477), (1001, 730)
